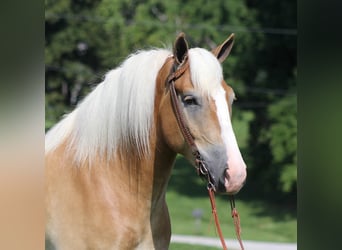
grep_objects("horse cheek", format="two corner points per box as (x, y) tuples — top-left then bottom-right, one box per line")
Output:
(159, 103), (185, 154)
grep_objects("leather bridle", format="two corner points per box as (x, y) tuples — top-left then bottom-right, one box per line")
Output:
(166, 56), (216, 190)
(166, 56), (244, 250)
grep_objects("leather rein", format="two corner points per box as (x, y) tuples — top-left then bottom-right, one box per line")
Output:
(166, 56), (244, 250)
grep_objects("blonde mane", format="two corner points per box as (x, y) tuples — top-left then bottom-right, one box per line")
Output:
(45, 48), (223, 165)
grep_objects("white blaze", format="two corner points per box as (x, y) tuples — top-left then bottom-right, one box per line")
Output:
(212, 87), (246, 192)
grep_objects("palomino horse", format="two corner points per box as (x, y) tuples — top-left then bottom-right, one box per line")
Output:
(45, 33), (247, 250)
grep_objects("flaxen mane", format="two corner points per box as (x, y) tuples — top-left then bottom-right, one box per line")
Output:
(46, 48), (223, 165)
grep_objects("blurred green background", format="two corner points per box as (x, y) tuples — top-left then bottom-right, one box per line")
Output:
(45, 0), (296, 244)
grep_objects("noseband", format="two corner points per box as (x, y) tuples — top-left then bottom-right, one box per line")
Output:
(166, 56), (244, 250)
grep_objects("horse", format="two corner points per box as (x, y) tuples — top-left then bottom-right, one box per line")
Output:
(45, 33), (247, 250)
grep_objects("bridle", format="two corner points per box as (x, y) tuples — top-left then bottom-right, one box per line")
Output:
(166, 57), (215, 190)
(166, 55), (244, 250)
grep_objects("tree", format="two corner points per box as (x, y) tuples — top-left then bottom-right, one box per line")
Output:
(45, 0), (103, 128)
(45, 0), (256, 129)
(242, 0), (297, 201)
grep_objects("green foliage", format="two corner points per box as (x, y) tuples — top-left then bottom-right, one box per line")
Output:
(262, 94), (297, 193)
(241, 0), (297, 201)
(45, 0), (257, 128)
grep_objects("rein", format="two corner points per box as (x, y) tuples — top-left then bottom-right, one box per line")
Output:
(166, 56), (244, 250)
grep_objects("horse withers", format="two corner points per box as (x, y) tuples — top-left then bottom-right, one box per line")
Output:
(45, 33), (247, 249)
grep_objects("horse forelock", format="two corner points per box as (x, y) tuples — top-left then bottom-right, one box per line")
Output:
(188, 48), (223, 95)
(45, 49), (172, 166)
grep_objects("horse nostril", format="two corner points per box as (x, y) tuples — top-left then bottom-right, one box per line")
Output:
(224, 167), (230, 179)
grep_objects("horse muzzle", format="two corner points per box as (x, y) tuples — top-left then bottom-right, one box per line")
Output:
(207, 167), (246, 195)
(197, 146), (247, 195)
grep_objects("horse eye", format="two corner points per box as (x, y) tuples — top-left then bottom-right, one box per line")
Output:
(183, 95), (198, 106)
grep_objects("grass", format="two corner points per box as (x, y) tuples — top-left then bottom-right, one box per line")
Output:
(166, 156), (297, 243)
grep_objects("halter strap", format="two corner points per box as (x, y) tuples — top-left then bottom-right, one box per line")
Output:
(230, 195), (244, 250)
(208, 187), (228, 250)
(167, 56), (216, 189)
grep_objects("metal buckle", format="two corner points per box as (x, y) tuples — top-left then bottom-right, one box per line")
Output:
(196, 157), (216, 192)
(198, 161), (208, 176)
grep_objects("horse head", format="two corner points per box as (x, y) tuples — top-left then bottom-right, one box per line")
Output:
(158, 33), (247, 195)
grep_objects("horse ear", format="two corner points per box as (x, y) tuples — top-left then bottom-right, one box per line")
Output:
(173, 32), (189, 65)
(212, 33), (235, 63)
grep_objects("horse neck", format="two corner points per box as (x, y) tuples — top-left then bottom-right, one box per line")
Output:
(63, 142), (175, 218)
(150, 135), (177, 207)
(149, 57), (178, 207)
(74, 56), (177, 212)
(115, 135), (175, 211)
(108, 132), (176, 210)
